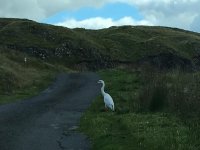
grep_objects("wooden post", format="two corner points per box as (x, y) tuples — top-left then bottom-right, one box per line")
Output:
(24, 57), (27, 67)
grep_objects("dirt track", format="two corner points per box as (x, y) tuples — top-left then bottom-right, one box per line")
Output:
(0, 73), (100, 150)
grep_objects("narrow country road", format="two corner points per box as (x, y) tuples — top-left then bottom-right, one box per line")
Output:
(0, 73), (100, 150)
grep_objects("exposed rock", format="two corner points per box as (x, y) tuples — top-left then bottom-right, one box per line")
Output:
(138, 52), (194, 71)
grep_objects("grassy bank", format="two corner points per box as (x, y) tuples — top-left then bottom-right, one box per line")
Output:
(80, 69), (200, 150)
(0, 49), (69, 104)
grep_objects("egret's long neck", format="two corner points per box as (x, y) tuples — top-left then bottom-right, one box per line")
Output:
(101, 82), (106, 96)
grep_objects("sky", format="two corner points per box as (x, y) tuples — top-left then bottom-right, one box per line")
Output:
(0, 0), (200, 32)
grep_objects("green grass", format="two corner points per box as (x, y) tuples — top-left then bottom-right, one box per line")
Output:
(0, 70), (55, 104)
(80, 69), (200, 150)
(0, 49), (70, 104)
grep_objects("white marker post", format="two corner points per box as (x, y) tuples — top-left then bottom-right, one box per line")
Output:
(24, 57), (27, 67)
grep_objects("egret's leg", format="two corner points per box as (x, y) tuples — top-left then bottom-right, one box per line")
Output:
(105, 104), (108, 111)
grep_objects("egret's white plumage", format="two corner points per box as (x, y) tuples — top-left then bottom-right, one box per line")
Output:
(98, 80), (114, 111)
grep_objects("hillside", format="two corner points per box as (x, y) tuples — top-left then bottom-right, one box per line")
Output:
(0, 47), (69, 104)
(1, 18), (200, 70)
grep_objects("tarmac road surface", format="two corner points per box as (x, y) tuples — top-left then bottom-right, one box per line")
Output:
(0, 73), (100, 150)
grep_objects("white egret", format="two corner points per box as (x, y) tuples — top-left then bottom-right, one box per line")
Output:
(98, 80), (115, 111)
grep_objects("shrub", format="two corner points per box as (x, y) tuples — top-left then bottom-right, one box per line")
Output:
(138, 70), (200, 117)
(0, 70), (18, 94)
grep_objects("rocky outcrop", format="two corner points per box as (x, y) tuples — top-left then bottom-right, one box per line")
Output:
(138, 52), (194, 71)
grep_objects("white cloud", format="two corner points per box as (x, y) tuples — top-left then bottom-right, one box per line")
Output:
(55, 16), (153, 29)
(0, 0), (110, 21)
(0, 0), (200, 32)
(191, 14), (200, 32)
(0, 0), (45, 20)
(117, 0), (200, 32)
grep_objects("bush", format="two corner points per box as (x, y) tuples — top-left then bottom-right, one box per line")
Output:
(138, 71), (168, 112)
(138, 70), (200, 117)
(0, 70), (18, 94)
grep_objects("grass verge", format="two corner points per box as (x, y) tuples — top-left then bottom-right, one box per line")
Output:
(80, 69), (200, 150)
(0, 49), (70, 104)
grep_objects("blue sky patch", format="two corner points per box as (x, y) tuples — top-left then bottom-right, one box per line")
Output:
(43, 2), (143, 24)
